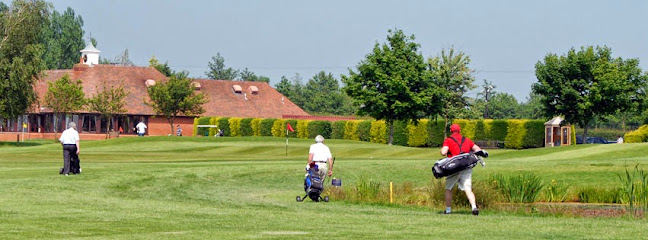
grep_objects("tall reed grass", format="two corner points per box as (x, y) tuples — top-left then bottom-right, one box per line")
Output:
(618, 164), (648, 210)
(491, 172), (545, 203)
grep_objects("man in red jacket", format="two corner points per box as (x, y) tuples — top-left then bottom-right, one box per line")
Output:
(440, 124), (483, 215)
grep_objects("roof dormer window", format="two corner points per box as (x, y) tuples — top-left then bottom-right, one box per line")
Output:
(145, 79), (156, 87)
(248, 86), (259, 94)
(232, 84), (242, 94)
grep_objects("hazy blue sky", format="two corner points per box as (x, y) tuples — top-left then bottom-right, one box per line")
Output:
(48, 0), (648, 101)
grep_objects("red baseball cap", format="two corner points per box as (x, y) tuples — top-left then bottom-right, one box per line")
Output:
(450, 124), (461, 133)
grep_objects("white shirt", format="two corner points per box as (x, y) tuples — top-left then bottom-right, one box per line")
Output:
(59, 128), (80, 145)
(617, 137), (624, 144)
(136, 122), (147, 134)
(309, 142), (332, 162)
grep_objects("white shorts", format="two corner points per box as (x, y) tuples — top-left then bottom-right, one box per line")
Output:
(445, 168), (472, 191)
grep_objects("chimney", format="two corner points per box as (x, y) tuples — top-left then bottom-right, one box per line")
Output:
(80, 42), (101, 66)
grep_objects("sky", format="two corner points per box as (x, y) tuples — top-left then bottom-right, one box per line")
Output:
(45, 0), (648, 101)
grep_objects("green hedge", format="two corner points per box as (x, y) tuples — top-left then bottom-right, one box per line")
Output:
(296, 120), (310, 139)
(195, 117), (211, 137)
(523, 120), (545, 148)
(217, 117), (231, 136)
(271, 119), (286, 137)
(356, 120), (372, 142)
(331, 121), (347, 139)
(240, 118), (254, 136)
(307, 120), (332, 139)
(392, 120), (408, 146)
(192, 116), (549, 149)
(285, 119), (298, 138)
(260, 118), (276, 136)
(625, 125), (648, 143)
(370, 120), (387, 144)
(407, 119), (429, 147)
(575, 128), (626, 141)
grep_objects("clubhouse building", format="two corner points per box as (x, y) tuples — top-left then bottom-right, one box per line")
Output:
(0, 43), (309, 140)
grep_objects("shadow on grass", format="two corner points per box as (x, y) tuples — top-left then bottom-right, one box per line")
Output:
(0, 141), (47, 147)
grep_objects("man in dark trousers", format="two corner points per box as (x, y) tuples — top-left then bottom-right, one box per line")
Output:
(440, 124), (483, 215)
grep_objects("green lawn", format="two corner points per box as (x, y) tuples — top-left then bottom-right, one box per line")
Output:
(1, 137), (646, 239)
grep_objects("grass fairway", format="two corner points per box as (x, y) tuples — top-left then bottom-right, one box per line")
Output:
(1, 137), (647, 239)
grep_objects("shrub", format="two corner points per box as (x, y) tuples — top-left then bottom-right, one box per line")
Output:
(542, 179), (569, 202)
(228, 117), (242, 137)
(407, 119), (429, 147)
(575, 127), (626, 141)
(307, 120), (331, 139)
(195, 117), (211, 137)
(356, 120), (372, 142)
(391, 120), (409, 146)
(505, 120), (527, 149)
(578, 187), (623, 203)
(523, 120), (545, 148)
(285, 119), (298, 138)
(296, 120), (311, 139)
(208, 117), (220, 137)
(625, 125), (648, 143)
(370, 120), (387, 144)
(491, 172), (545, 203)
(571, 125), (576, 145)
(215, 117), (230, 136)
(331, 121), (347, 139)
(271, 119), (286, 137)
(192, 118), (199, 137)
(240, 118), (254, 136)
(260, 118), (276, 136)
(427, 119), (445, 147)
(491, 120), (508, 141)
(344, 120), (360, 140)
(453, 119), (476, 140)
(251, 118), (262, 136)
(473, 120), (487, 140)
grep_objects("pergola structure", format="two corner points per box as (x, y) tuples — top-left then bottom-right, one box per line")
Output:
(544, 116), (571, 147)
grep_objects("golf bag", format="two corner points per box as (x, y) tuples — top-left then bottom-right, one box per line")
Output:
(432, 136), (487, 179)
(297, 162), (329, 202)
(432, 153), (482, 179)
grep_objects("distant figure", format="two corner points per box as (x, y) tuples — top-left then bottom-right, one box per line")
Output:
(136, 121), (147, 136)
(59, 122), (80, 176)
(617, 135), (624, 144)
(308, 135), (334, 180)
(119, 126), (124, 134)
(176, 125), (182, 136)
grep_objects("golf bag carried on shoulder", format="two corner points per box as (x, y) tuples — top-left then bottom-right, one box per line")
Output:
(297, 162), (329, 202)
(432, 136), (487, 179)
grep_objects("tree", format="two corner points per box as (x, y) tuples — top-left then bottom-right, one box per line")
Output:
(41, 7), (85, 69)
(428, 48), (476, 138)
(480, 79), (496, 118)
(487, 93), (520, 119)
(87, 81), (129, 139)
(149, 56), (174, 77)
(146, 73), (208, 135)
(533, 46), (646, 141)
(205, 52), (238, 80)
(518, 93), (544, 119)
(303, 71), (355, 115)
(0, 0), (50, 120)
(44, 74), (85, 137)
(238, 67), (270, 83)
(113, 49), (133, 66)
(342, 29), (434, 144)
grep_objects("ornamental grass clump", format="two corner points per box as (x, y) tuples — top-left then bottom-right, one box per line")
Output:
(492, 172), (545, 203)
(543, 179), (569, 202)
(618, 164), (648, 211)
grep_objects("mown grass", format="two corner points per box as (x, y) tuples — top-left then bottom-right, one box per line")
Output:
(0, 136), (647, 239)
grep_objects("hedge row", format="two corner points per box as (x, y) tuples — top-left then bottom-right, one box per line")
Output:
(193, 117), (546, 149)
(625, 125), (648, 143)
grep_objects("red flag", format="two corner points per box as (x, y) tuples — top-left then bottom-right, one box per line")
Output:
(286, 122), (294, 132)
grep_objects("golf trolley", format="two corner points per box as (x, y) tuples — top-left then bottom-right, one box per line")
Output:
(296, 162), (329, 202)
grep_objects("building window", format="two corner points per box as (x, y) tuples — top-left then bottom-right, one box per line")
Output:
(82, 115), (97, 133)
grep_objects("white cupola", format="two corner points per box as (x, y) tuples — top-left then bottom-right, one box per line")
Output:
(80, 42), (101, 66)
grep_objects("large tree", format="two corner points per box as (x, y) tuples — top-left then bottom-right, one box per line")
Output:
(239, 67), (270, 83)
(87, 81), (129, 139)
(0, 0), (49, 120)
(342, 29), (435, 144)
(205, 52), (238, 80)
(487, 92), (520, 119)
(44, 74), (85, 136)
(428, 48), (476, 138)
(146, 73), (208, 135)
(533, 46), (646, 141)
(149, 56), (174, 77)
(303, 71), (355, 115)
(41, 6), (85, 69)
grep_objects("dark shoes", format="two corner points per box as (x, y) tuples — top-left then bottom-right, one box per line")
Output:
(472, 208), (479, 216)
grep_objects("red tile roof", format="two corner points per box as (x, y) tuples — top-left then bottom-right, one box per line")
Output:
(33, 64), (309, 118)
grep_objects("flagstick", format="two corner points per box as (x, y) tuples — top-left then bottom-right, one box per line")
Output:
(285, 128), (288, 156)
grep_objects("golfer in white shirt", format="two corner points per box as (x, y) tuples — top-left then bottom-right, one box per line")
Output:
(308, 135), (334, 180)
(59, 122), (80, 176)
